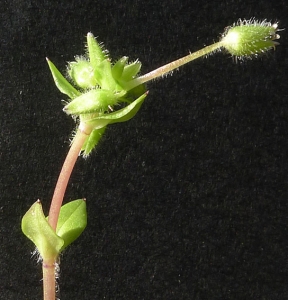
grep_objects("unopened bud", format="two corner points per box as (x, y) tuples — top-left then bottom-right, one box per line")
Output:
(68, 58), (97, 89)
(221, 19), (280, 58)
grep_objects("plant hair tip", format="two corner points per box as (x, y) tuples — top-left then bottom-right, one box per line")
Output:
(87, 32), (94, 38)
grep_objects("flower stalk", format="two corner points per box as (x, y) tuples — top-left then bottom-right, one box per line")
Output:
(127, 19), (280, 90)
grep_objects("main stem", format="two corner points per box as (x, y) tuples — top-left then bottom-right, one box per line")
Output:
(43, 127), (89, 300)
(42, 258), (57, 300)
(126, 41), (224, 90)
(48, 128), (89, 231)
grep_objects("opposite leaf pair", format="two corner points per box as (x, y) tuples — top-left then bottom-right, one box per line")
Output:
(21, 199), (87, 261)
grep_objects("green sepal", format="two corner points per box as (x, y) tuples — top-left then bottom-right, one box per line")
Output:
(84, 91), (147, 130)
(21, 200), (64, 260)
(63, 89), (124, 115)
(81, 126), (107, 157)
(121, 60), (142, 82)
(47, 58), (81, 99)
(56, 199), (87, 251)
(112, 56), (128, 81)
(87, 32), (107, 68)
(93, 59), (118, 91)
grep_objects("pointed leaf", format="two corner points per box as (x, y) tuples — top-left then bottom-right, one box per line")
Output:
(47, 58), (81, 99)
(84, 92), (147, 130)
(82, 126), (107, 157)
(56, 199), (87, 250)
(21, 200), (64, 260)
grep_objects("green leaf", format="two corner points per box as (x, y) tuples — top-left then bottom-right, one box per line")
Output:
(21, 200), (64, 260)
(84, 91), (147, 130)
(56, 199), (87, 250)
(82, 126), (107, 157)
(47, 58), (81, 99)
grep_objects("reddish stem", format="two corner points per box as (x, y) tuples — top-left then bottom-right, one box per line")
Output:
(43, 127), (90, 300)
(48, 128), (89, 231)
(42, 259), (56, 300)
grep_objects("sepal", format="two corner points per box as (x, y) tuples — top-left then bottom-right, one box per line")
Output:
(63, 89), (125, 115)
(112, 56), (129, 81)
(93, 59), (118, 90)
(121, 60), (142, 82)
(87, 32), (107, 68)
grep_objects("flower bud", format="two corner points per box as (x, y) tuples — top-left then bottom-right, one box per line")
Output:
(221, 19), (280, 58)
(68, 58), (98, 89)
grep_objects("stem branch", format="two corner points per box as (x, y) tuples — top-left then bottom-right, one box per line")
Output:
(126, 41), (224, 90)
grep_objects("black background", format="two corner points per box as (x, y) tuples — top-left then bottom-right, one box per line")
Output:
(1, 1), (288, 299)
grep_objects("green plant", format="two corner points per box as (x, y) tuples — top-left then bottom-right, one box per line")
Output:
(21, 18), (281, 300)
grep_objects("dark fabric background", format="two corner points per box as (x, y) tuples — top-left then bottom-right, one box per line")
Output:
(1, 1), (288, 299)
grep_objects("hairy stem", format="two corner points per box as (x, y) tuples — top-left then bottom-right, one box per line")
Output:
(44, 125), (91, 300)
(126, 41), (223, 90)
(42, 258), (57, 300)
(48, 128), (89, 231)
